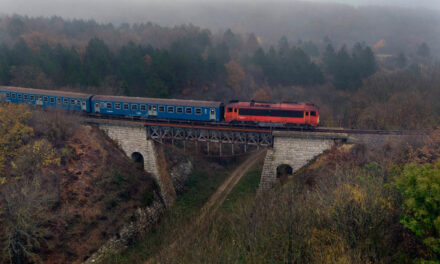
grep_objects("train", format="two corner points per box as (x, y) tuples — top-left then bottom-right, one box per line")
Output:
(0, 86), (320, 127)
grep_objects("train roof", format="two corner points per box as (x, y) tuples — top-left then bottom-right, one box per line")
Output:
(0, 86), (92, 99)
(92, 95), (223, 108)
(227, 101), (318, 110)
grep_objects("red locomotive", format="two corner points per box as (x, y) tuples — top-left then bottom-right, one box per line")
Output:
(224, 101), (319, 127)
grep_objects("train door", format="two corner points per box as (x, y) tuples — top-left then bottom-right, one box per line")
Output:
(94, 102), (100, 113)
(209, 108), (216, 121)
(36, 96), (43, 106)
(81, 101), (87, 111)
(148, 105), (157, 117)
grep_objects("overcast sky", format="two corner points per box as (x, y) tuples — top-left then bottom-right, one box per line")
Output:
(1, 0), (439, 23)
(309, 0), (440, 9)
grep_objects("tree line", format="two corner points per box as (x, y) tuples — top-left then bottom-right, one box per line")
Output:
(0, 34), (378, 99)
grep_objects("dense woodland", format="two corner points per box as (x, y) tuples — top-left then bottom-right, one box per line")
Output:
(0, 15), (439, 129)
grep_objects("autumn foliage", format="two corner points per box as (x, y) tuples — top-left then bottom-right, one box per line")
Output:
(0, 104), (156, 263)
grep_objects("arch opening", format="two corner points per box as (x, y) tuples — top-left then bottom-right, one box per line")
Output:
(276, 164), (293, 185)
(131, 152), (144, 170)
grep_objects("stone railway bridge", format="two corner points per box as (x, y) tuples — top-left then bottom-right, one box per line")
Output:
(85, 118), (407, 206)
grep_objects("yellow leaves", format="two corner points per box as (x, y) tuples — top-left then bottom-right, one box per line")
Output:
(225, 60), (245, 93)
(30, 140), (60, 168)
(12, 139), (60, 174)
(309, 228), (350, 263)
(332, 184), (366, 208)
(0, 104), (34, 173)
(0, 104), (61, 176)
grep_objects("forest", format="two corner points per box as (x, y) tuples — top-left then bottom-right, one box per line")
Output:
(0, 15), (438, 129)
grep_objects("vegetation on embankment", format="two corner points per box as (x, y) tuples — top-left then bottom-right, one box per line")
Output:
(104, 155), (246, 263)
(220, 162), (263, 211)
(0, 104), (157, 263)
(120, 131), (440, 264)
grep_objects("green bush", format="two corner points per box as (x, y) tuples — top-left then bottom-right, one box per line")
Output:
(395, 161), (440, 262)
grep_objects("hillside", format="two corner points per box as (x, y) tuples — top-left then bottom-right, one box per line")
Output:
(111, 129), (440, 263)
(0, 104), (158, 263)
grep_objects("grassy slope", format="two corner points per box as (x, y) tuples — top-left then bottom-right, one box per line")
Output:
(221, 162), (263, 211)
(106, 156), (244, 263)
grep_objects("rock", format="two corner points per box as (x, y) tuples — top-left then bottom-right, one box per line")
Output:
(170, 159), (193, 194)
(83, 197), (166, 264)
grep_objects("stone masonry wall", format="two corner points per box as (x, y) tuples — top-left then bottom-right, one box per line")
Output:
(99, 123), (176, 207)
(259, 132), (347, 191)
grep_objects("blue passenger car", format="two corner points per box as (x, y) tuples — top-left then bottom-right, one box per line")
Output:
(91, 95), (224, 122)
(0, 86), (92, 112)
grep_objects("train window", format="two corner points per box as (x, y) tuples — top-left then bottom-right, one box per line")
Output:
(176, 107), (183, 113)
(131, 104), (138, 110)
(227, 108), (232, 113)
(107, 102), (112, 108)
(76, 100), (81, 106)
(159, 106), (165, 112)
(70, 99), (75, 105)
(43, 96), (48, 102)
(50, 97), (55, 103)
(123, 104), (129, 110)
(167, 106), (174, 113)
(239, 108), (304, 118)
(64, 98), (68, 104)
(37, 96), (42, 101)
(311, 111), (316, 116)
(18, 94), (22, 99)
(115, 103), (121, 109)
(30, 95), (35, 100)
(148, 105), (152, 111)
(234, 108), (237, 113)
(24, 95), (28, 100)
(195, 108), (202, 115)
(186, 107), (192, 114)
(6, 93), (10, 98)
(12, 93), (16, 99)
(306, 112), (309, 116)
(140, 105), (146, 111)
(57, 98), (61, 104)
(81, 101), (86, 106)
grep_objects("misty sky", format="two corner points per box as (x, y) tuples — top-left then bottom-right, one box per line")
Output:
(1, 0), (439, 19)
(309, 0), (440, 9)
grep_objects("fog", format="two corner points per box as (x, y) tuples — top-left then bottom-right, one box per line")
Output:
(1, 0), (439, 25)
(1, 0), (439, 55)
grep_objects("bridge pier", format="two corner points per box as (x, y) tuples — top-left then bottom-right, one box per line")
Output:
(98, 123), (176, 208)
(259, 131), (347, 191)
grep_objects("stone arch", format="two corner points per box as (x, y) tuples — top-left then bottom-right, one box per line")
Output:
(276, 164), (293, 185)
(131, 152), (144, 170)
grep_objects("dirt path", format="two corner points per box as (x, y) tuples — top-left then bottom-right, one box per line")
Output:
(145, 149), (266, 263)
(198, 149), (267, 221)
